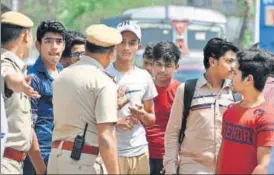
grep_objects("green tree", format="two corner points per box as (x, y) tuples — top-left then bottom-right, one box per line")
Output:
(56, 0), (170, 31)
(237, 0), (255, 49)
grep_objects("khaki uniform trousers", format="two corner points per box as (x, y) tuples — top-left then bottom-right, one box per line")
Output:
(1, 157), (23, 174)
(47, 141), (106, 174)
(118, 151), (150, 174)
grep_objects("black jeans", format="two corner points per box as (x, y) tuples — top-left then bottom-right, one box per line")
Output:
(149, 158), (164, 175)
(23, 155), (48, 174)
(23, 156), (36, 175)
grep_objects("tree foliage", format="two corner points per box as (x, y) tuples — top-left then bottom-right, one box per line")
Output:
(2, 0), (254, 48)
(56, 0), (170, 31)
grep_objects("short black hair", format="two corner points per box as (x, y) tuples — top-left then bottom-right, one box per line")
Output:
(237, 48), (273, 91)
(62, 30), (86, 58)
(203, 37), (239, 69)
(36, 20), (66, 43)
(250, 43), (274, 77)
(85, 42), (114, 54)
(152, 41), (181, 65)
(62, 30), (75, 58)
(70, 32), (86, 49)
(143, 43), (154, 60)
(1, 23), (28, 45)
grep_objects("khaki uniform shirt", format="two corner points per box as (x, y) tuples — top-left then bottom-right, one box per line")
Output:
(52, 55), (118, 147)
(164, 75), (236, 174)
(1, 48), (32, 152)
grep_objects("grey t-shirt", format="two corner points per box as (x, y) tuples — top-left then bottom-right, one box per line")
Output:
(106, 63), (158, 157)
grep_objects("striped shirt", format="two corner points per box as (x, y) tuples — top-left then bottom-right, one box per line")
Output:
(263, 77), (274, 107)
(164, 75), (237, 174)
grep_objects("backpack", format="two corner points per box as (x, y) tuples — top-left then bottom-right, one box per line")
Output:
(178, 79), (242, 145)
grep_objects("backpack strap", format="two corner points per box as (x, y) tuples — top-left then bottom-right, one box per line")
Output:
(178, 79), (198, 145)
(232, 92), (242, 102)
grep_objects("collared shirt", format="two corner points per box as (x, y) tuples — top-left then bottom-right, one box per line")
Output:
(164, 75), (236, 174)
(1, 48), (32, 152)
(263, 77), (274, 107)
(27, 57), (63, 160)
(1, 48), (26, 78)
(51, 55), (118, 147)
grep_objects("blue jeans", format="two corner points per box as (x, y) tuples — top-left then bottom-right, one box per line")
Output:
(268, 147), (274, 174)
(149, 158), (164, 175)
(23, 156), (35, 174)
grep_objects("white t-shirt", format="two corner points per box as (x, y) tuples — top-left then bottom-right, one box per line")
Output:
(106, 63), (158, 157)
(1, 92), (8, 160)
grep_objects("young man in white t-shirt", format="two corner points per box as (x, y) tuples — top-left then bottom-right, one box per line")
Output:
(106, 20), (158, 174)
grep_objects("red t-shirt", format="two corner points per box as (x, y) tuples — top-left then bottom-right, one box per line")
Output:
(146, 79), (181, 159)
(219, 102), (274, 174)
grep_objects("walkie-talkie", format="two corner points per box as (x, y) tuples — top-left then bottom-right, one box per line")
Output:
(70, 123), (88, 160)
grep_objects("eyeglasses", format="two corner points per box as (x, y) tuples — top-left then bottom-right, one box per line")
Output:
(71, 51), (84, 59)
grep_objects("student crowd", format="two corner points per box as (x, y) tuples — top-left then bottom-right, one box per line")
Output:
(1, 11), (274, 174)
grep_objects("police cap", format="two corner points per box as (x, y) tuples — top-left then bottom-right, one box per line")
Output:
(1, 11), (34, 28)
(85, 24), (122, 47)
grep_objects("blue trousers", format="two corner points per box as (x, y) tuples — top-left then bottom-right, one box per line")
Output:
(149, 158), (164, 175)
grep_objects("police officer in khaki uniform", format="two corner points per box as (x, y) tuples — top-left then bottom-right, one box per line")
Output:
(47, 24), (122, 174)
(1, 11), (46, 174)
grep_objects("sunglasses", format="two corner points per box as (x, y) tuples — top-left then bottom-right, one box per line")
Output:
(70, 51), (84, 59)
